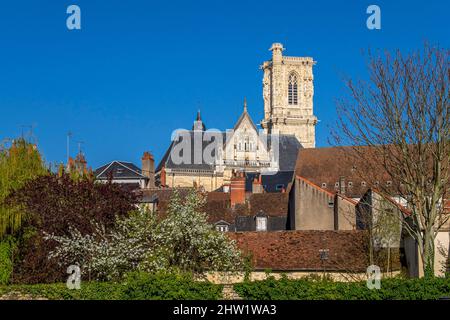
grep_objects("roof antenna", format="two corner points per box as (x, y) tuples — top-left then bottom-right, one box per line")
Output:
(77, 140), (84, 155)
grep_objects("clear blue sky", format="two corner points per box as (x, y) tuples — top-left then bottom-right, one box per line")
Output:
(0, 0), (448, 169)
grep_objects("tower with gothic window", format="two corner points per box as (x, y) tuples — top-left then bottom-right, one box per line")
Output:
(260, 43), (317, 148)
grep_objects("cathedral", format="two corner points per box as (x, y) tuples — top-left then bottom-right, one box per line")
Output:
(156, 43), (318, 192)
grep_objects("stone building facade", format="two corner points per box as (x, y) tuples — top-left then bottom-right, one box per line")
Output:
(261, 43), (317, 148)
(155, 43), (316, 191)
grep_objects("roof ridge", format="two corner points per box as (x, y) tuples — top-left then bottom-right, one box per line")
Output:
(296, 175), (335, 197)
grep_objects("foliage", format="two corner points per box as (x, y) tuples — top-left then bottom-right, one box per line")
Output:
(139, 190), (243, 274)
(0, 272), (222, 300)
(6, 173), (137, 284)
(121, 271), (223, 300)
(7, 173), (137, 236)
(234, 276), (450, 300)
(0, 238), (15, 285)
(45, 190), (243, 281)
(45, 207), (157, 281)
(0, 138), (47, 237)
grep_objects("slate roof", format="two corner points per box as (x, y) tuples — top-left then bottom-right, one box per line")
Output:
(156, 131), (219, 172)
(94, 161), (146, 180)
(245, 171), (294, 193)
(156, 131), (301, 173)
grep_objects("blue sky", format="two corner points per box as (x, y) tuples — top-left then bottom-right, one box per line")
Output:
(0, 0), (448, 169)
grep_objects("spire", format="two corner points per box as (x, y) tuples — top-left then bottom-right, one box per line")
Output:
(243, 97), (247, 112)
(192, 110), (206, 131)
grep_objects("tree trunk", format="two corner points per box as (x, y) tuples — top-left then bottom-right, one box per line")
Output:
(422, 230), (435, 278)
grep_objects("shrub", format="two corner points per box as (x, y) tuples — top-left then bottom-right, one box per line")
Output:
(121, 271), (223, 300)
(46, 190), (243, 282)
(0, 272), (223, 300)
(234, 276), (450, 300)
(7, 173), (137, 284)
(0, 240), (14, 285)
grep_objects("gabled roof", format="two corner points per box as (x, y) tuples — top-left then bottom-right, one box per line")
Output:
(233, 103), (258, 133)
(94, 161), (146, 180)
(295, 175), (358, 206)
(294, 146), (392, 198)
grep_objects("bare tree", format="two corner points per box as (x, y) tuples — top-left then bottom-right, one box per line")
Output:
(333, 44), (449, 277)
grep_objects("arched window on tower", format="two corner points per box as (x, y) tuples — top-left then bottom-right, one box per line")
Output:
(288, 73), (298, 105)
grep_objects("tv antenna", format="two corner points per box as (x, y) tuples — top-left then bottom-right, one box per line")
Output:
(77, 140), (84, 155)
(66, 131), (73, 163)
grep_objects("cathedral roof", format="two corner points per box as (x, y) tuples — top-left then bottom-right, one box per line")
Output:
(155, 132), (301, 173)
(232, 98), (258, 133)
(94, 160), (146, 180)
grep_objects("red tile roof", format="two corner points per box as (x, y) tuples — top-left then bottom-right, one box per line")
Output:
(228, 230), (368, 272)
(295, 146), (392, 198)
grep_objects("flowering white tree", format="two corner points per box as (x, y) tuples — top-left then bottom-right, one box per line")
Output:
(44, 207), (157, 281)
(140, 190), (243, 274)
(45, 190), (243, 281)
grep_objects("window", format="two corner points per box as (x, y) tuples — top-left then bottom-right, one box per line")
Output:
(321, 182), (327, 188)
(256, 216), (267, 232)
(288, 73), (298, 105)
(319, 249), (329, 260)
(216, 225), (229, 232)
(275, 184), (284, 191)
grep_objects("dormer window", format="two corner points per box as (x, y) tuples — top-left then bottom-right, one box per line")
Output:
(256, 216), (267, 231)
(216, 225), (229, 232)
(215, 220), (230, 232)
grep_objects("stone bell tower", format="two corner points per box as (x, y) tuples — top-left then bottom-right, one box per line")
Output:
(260, 43), (318, 148)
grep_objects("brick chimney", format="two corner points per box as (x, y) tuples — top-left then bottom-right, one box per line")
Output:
(160, 166), (167, 187)
(252, 174), (263, 194)
(141, 151), (155, 188)
(230, 171), (246, 206)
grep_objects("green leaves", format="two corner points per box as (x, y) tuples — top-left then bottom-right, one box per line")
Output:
(46, 190), (243, 281)
(234, 276), (450, 300)
(0, 272), (223, 300)
(0, 138), (47, 237)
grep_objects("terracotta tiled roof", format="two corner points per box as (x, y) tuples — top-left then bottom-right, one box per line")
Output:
(228, 230), (368, 272)
(247, 193), (289, 216)
(295, 146), (392, 198)
(138, 188), (289, 223)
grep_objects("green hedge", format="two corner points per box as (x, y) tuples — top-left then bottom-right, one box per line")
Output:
(0, 272), (223, 300)
(234, 276), (450, 300)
